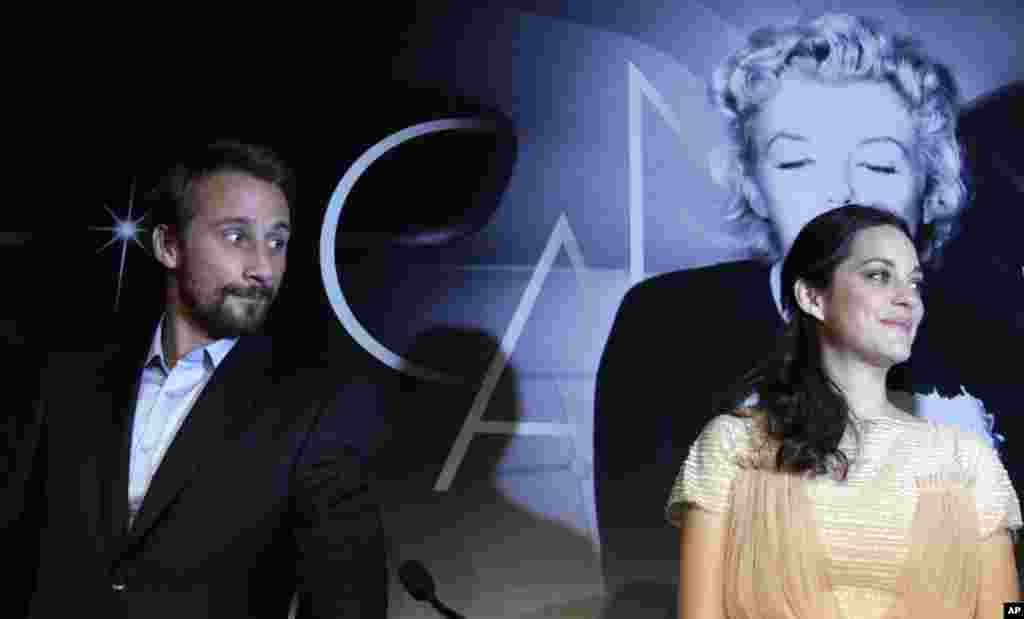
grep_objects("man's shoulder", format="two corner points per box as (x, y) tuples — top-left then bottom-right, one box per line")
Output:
(625, 260), (769, 302)
(259, 335), (390, 403)
(613, 260), (772, 329)
(40, 339), (141, 377)
(261, 340), (392, 456)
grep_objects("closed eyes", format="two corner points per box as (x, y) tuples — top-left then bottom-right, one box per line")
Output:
(863, 164), (898, 175)
(774, 160), (899, 174)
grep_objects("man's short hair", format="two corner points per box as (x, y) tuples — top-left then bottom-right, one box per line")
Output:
(146, 140), (295, 240)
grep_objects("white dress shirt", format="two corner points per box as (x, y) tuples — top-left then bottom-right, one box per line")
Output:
(127, 318), (237, 526)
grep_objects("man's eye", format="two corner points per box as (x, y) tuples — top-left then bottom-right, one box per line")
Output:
(224, 230), (245, 243)
(863, 163), (898, 174)
(269, 237), (288, 251)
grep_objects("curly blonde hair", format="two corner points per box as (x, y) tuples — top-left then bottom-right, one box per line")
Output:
(709, 13), (967, 265)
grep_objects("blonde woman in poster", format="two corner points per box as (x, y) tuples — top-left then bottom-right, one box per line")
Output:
(595, 12), (1019, 613)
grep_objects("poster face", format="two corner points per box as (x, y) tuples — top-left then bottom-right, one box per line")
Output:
(5, 1), (1021, 616)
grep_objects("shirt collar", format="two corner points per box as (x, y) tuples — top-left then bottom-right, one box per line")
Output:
(145, 316), (239, 373)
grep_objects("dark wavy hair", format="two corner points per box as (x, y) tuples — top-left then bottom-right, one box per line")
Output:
(724, 205), (914, 478)
(144, 140), (295, 243)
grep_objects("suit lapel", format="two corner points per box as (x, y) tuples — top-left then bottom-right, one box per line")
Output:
(99, 332), (156, 544)
(125, 336), (274, 545)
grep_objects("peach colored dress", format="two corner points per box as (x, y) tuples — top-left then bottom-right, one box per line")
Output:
(667, 411), (1021, 618)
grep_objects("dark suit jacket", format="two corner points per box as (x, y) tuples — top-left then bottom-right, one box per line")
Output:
(9, 331), (387, 618)
(593, 262), (779, 569)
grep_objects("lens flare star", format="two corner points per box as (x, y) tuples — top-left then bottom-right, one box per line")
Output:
(89, 179), (149, 311)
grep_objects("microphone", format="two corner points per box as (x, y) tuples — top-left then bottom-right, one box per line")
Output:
(398, 560), (466, 619)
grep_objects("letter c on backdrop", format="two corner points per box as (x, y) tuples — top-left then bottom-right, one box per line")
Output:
(319, 118), (498, 384)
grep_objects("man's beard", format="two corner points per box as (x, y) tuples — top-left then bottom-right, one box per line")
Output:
(183, 282), (276, 340)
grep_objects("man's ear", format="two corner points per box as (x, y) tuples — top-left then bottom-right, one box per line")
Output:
(153, 224), (180, 270)
(794, 278), (826, 322)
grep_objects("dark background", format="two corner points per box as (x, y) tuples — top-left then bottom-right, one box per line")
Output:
(4, 2), (1021, 616)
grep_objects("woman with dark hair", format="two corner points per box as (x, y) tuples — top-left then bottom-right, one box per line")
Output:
(668, 205), (1020, 618)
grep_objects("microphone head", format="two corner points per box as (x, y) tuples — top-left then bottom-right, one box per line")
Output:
(398, 559), (436, 602)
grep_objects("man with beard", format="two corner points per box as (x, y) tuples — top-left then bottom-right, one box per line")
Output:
(10, 141), (388, 618)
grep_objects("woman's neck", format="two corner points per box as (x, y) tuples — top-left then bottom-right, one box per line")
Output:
(819, 344), (898, 420)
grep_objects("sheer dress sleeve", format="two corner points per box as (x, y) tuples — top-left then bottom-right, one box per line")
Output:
(960, 430), (1023, 539)
(666, 414), (753, 527)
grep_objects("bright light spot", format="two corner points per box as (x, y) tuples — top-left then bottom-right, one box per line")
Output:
(116, 220), (138, 240)
(89, 179), (149, 311)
